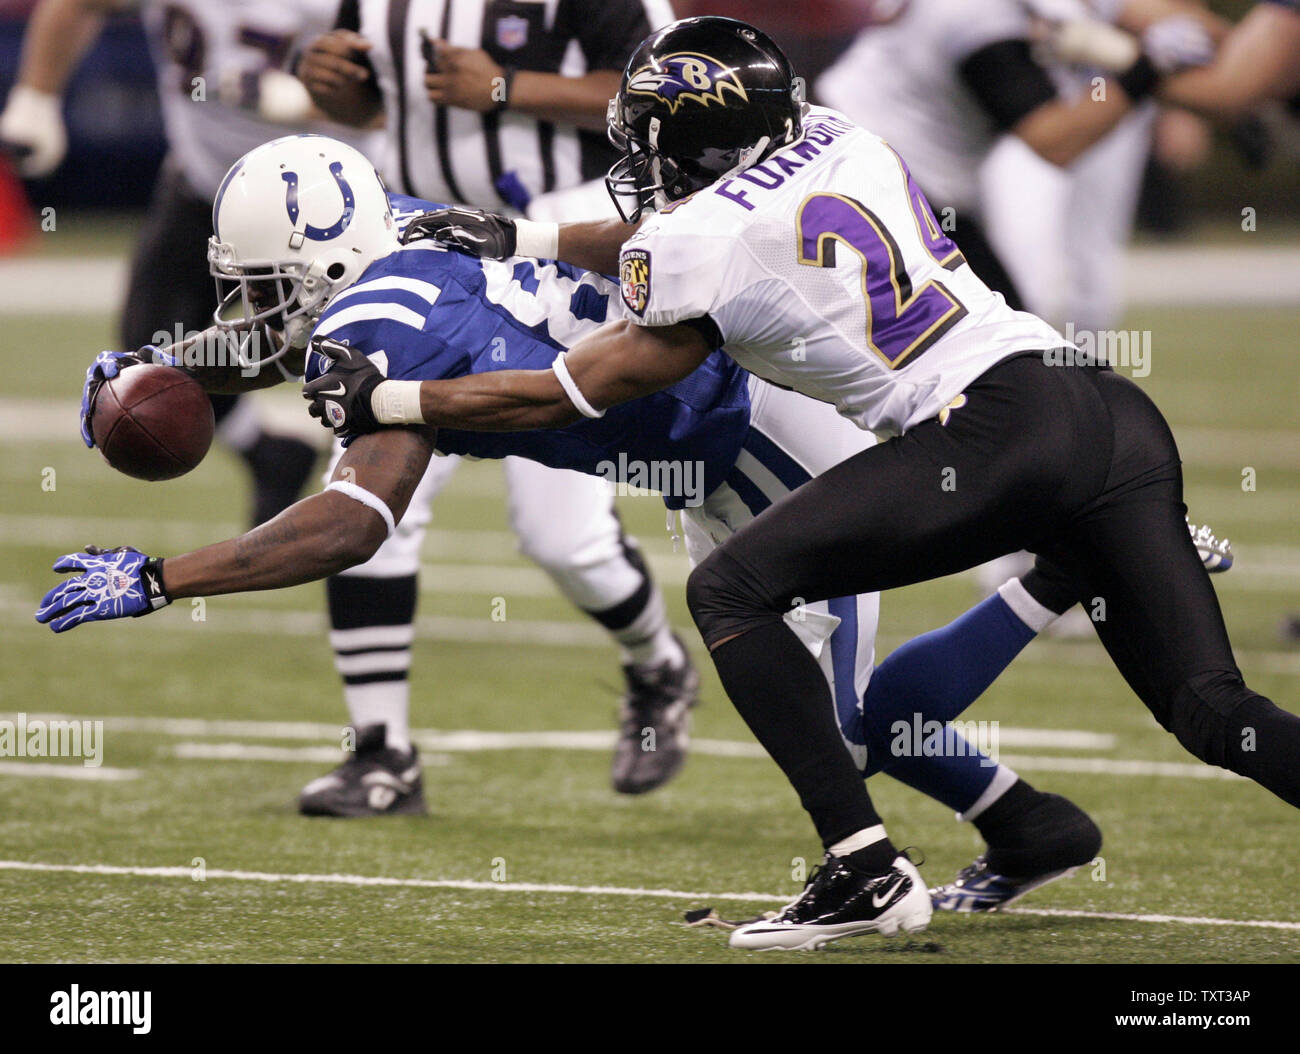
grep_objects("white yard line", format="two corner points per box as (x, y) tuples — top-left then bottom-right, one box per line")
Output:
(10, 594), (1299, 675)
(4, 245), (1298, 314)
(170, 741), (1237, 782)
(996, 754), (1244, 781)
(0, 858), (1295, 932)
(0, 761), (138, 781)
(0, 712), (1114, 755)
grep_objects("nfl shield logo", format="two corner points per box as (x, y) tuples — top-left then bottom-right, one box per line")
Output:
(497, 15), (528, 51)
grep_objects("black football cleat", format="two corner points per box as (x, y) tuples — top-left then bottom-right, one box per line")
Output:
(931, 792), (1101, 911)
(611, 639), (700, 795)
(298, 724), (427, 817)
(730, 853), (932, 951)
(929, 856), (1081, 913)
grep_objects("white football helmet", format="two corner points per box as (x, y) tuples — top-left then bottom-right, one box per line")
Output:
(208, 134), (399, 369)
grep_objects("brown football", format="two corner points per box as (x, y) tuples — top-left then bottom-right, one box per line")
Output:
(91, 364), (215, 481)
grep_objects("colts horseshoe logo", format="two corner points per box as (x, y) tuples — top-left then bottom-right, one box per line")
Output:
(281, 161), (356, 241)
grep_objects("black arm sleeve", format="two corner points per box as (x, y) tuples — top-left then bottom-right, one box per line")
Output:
(556, 0), (667, 71)
(958, 39), (1059, 131)
(335, 0), (360, 32)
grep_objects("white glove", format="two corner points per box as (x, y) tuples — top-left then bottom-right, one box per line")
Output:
(1047, 19), (1141, 72)
(0, 84), (67, 178)
(1140, 15), (1215, 76)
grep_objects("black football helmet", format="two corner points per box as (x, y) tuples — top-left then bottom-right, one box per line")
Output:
(605, 17), (807, 223)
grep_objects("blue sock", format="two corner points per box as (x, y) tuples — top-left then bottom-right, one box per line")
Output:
(863, 592), (1037, 811)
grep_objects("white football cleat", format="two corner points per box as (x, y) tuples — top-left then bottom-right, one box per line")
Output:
(730, 853), (932, 951)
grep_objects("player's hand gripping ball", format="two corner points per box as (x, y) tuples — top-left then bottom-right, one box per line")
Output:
(83, 350), (215, 480)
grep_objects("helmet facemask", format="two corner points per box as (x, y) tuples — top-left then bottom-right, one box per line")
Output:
(208, 237), (335, 372)
(604, 74), (808, 224)
(606, 105), (734, 223)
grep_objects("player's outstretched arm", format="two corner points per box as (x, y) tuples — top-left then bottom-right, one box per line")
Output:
(303, 321), (712, 437)
(403, 205), (638, 276)
(1159, 5), (1300, 118)
(36, 428), (435, 632)
(78, 329), (296, 448)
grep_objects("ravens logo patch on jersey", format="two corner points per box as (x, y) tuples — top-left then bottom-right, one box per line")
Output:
(620, 249), (652, 316)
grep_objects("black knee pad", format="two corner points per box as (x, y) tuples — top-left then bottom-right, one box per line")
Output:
(686, 548), (780, 646)
(1167, 667), (1256, 766)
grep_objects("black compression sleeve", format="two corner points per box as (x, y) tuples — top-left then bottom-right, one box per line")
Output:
(678, 314), (723, 351)
(958, 39), (1059, 131)
(335, 0), (360, 32)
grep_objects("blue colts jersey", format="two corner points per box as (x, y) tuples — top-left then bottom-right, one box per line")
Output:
(303, 195), (753, 508)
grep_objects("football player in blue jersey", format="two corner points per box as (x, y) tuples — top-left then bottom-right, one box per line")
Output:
(36, 133), (1224, 925)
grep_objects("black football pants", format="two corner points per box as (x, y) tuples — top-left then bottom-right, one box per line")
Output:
(687, 353), (1300, 846)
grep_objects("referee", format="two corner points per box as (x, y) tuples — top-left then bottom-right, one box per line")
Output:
(290, 0), (698, 818)
(302, 0), (674, 213)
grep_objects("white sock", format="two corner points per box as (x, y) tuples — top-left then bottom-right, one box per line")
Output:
(344, 681), (411, 753)
(827, 824), (888, 858)
(997, 577), (1058, 634)
(958, 765), (1019, 823)
(613, 588), (685, 668)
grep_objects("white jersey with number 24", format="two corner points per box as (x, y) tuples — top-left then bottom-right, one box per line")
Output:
(618, 107), (1069, 437)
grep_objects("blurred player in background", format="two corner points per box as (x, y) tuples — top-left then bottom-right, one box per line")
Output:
(818, 0), (1223, 614)
(1163, 0), (1300, 116)
(816, 0), (1221, 311)
(291, 0), (694, 816)
(0, 0), (369, 525)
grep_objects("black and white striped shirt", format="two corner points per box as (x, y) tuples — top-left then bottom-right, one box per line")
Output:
(338, 0), (673, 211)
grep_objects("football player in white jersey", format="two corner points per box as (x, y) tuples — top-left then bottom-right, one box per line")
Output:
(0, 0), (370, 525)
(310, 17), (1300, 950)
(816, 0), (1220, 314)
(291, 0), (695, 814)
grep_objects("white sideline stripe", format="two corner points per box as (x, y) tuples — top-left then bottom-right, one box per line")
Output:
(0, 859), (1296, 931)
(2, 245), (1297, 313)
(0, 761), (138, 781)
(173, 743), (451, 765)
(1002, 906), (1300, 932)
(172, 742), (1233, 781)
(5, 712), (1113, 753)
(0, 258), (127, 312)
(997, 753), (1245, 781)
(9, 594), (1300, 675)
(6, 395), (1300, 475)
(1124, 245), (1300, 305)
(0, 513), (687, 560)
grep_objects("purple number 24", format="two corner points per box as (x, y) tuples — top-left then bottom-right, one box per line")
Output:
(796, 163), (968, 369)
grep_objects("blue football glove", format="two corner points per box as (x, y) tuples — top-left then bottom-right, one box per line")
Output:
(80, 346), (177, 448)
(35, 545), (171, 633)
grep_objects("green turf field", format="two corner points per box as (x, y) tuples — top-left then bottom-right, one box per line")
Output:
(0, 247), (1297, 963)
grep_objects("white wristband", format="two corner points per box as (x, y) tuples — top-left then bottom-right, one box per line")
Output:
(371, 380), (426, 425)
(514, 219), (560, 260)
(326, 480), (396, 538)
(552, 352), (605, 419)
